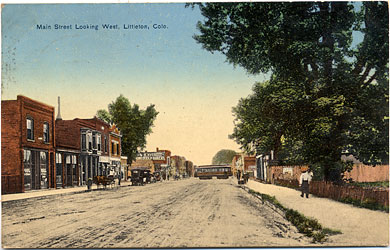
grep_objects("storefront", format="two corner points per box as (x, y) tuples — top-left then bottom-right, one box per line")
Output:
(23, 149), (49, 191)
(99, 156), (110, 176)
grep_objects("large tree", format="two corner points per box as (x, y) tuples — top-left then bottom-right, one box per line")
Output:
(192, 2), (389, 181)
(212, 149), (237, 165)
(97, 95), (158, 164)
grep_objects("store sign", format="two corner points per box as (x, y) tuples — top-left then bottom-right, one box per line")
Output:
(136, 151), (165, 160)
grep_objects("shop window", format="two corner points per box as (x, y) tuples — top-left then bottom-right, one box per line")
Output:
(43, 122), (49, 143)
(40, 152), (48, 189)
(55, 153), (62, 187)
(24, 150), (32, 190)
(27, 117), (34, 140)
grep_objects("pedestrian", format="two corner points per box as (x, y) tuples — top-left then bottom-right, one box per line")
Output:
(118, 172), (122, 186)
(244, 172), (249, 183)
(299, 167), (312, 198)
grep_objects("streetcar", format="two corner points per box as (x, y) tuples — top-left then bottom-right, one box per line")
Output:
(195, 165), (232, 180)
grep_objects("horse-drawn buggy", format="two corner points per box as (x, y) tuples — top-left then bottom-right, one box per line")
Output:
(93, 175), (116, 189)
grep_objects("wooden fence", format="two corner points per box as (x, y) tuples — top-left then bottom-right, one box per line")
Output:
(274, 178), (389, 207)
(310, 181), (389, 207)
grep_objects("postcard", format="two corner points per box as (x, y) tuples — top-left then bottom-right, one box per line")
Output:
(1, 2), (389, 248)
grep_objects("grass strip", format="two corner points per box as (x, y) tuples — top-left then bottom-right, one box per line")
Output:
(339, 197), (389, 212)
(248, 188), (342, 243)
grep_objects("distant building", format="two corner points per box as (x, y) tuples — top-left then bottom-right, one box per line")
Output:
(2, 95), (55, 194)
(185, 160), (194, 177)
(232, 153), (256, 177)
(132, 148), (172, 179)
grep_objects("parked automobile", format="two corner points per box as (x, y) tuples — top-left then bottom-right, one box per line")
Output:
(130, 169), (144, 186)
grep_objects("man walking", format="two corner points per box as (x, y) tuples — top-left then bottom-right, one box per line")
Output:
(299, 167), (312, 198)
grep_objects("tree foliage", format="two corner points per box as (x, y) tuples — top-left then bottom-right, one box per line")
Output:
(193, 2), (389, 181)
(212, 149), (237, 165)
(97, 95), (158, 164)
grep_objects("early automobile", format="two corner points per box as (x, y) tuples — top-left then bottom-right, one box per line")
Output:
(130, 169), (144, 186)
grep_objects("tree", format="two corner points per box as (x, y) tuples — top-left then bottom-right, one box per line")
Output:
(212, 149), (237, 165)
(97, 95), (159, 164)
(192, 2), (389, 181)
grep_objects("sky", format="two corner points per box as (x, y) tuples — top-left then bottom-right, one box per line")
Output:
(1, 4), (267, 165)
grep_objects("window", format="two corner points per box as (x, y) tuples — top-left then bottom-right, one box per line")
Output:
(40, 152), (48, 188)
(88, 133), (92, 150)
(81, 133), (86, 150)
(117, 144), (120, 155)
(97, 134), (101, 151)
(111, 142), (115, 154)
(56, 153), (62, 164)
(43, 122), (49, 143)
(23, 150), (33, 189)
(92, 133), (97, 149)
(27, 117), (34, 140)
(66, 155), (71, 164)
(104, 136), (108, 153)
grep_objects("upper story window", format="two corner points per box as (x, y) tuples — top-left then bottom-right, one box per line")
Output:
(56, 153), (62, 164)
(81, 133), (86, 150)
(111, 142), (115, 154)
(92, 133), (97, 149)
(43, 122), (49, 143)
(26, 117), (34, 140)
(97, 134), (101, 151)
(104, 136), (108, 153)
(117, 144), (120, 155)
(88, 132), (92, 150)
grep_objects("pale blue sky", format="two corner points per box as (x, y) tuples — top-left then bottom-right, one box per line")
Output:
(2, 4), (263, 164)
(1, 3), (365, 165)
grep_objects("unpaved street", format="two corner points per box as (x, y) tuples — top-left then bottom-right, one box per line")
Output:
(2, 178), (315, 248)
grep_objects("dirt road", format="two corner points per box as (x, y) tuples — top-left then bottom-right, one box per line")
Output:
(2, 178), (315, 248)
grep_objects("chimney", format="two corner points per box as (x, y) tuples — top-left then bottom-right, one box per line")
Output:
(156, 147), (159, 152)
(56, 96), (62, 120)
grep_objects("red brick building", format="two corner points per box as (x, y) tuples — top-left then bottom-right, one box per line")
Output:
(2, 96), (55, 194)
(109, 124), (122, 178)
(55, 117), (111, 187)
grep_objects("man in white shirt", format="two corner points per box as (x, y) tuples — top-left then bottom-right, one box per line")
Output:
(299, 168), (312, 198)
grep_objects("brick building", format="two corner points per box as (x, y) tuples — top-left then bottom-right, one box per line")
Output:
(2, 95), (55, 194)
(232, 154), (256, 177)
(185, 160), (194, 177)
(109, 124), (122, 178)
(153, 148), (171, 174)
(171, 155), (186, 177)
(55, 117), (111, 187)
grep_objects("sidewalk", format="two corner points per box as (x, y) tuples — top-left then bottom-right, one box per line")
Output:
(1, 181), (132, 203)
(246, 179), (389, 246)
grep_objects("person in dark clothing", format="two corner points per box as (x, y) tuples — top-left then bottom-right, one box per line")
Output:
(299, 168), (312, 198)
